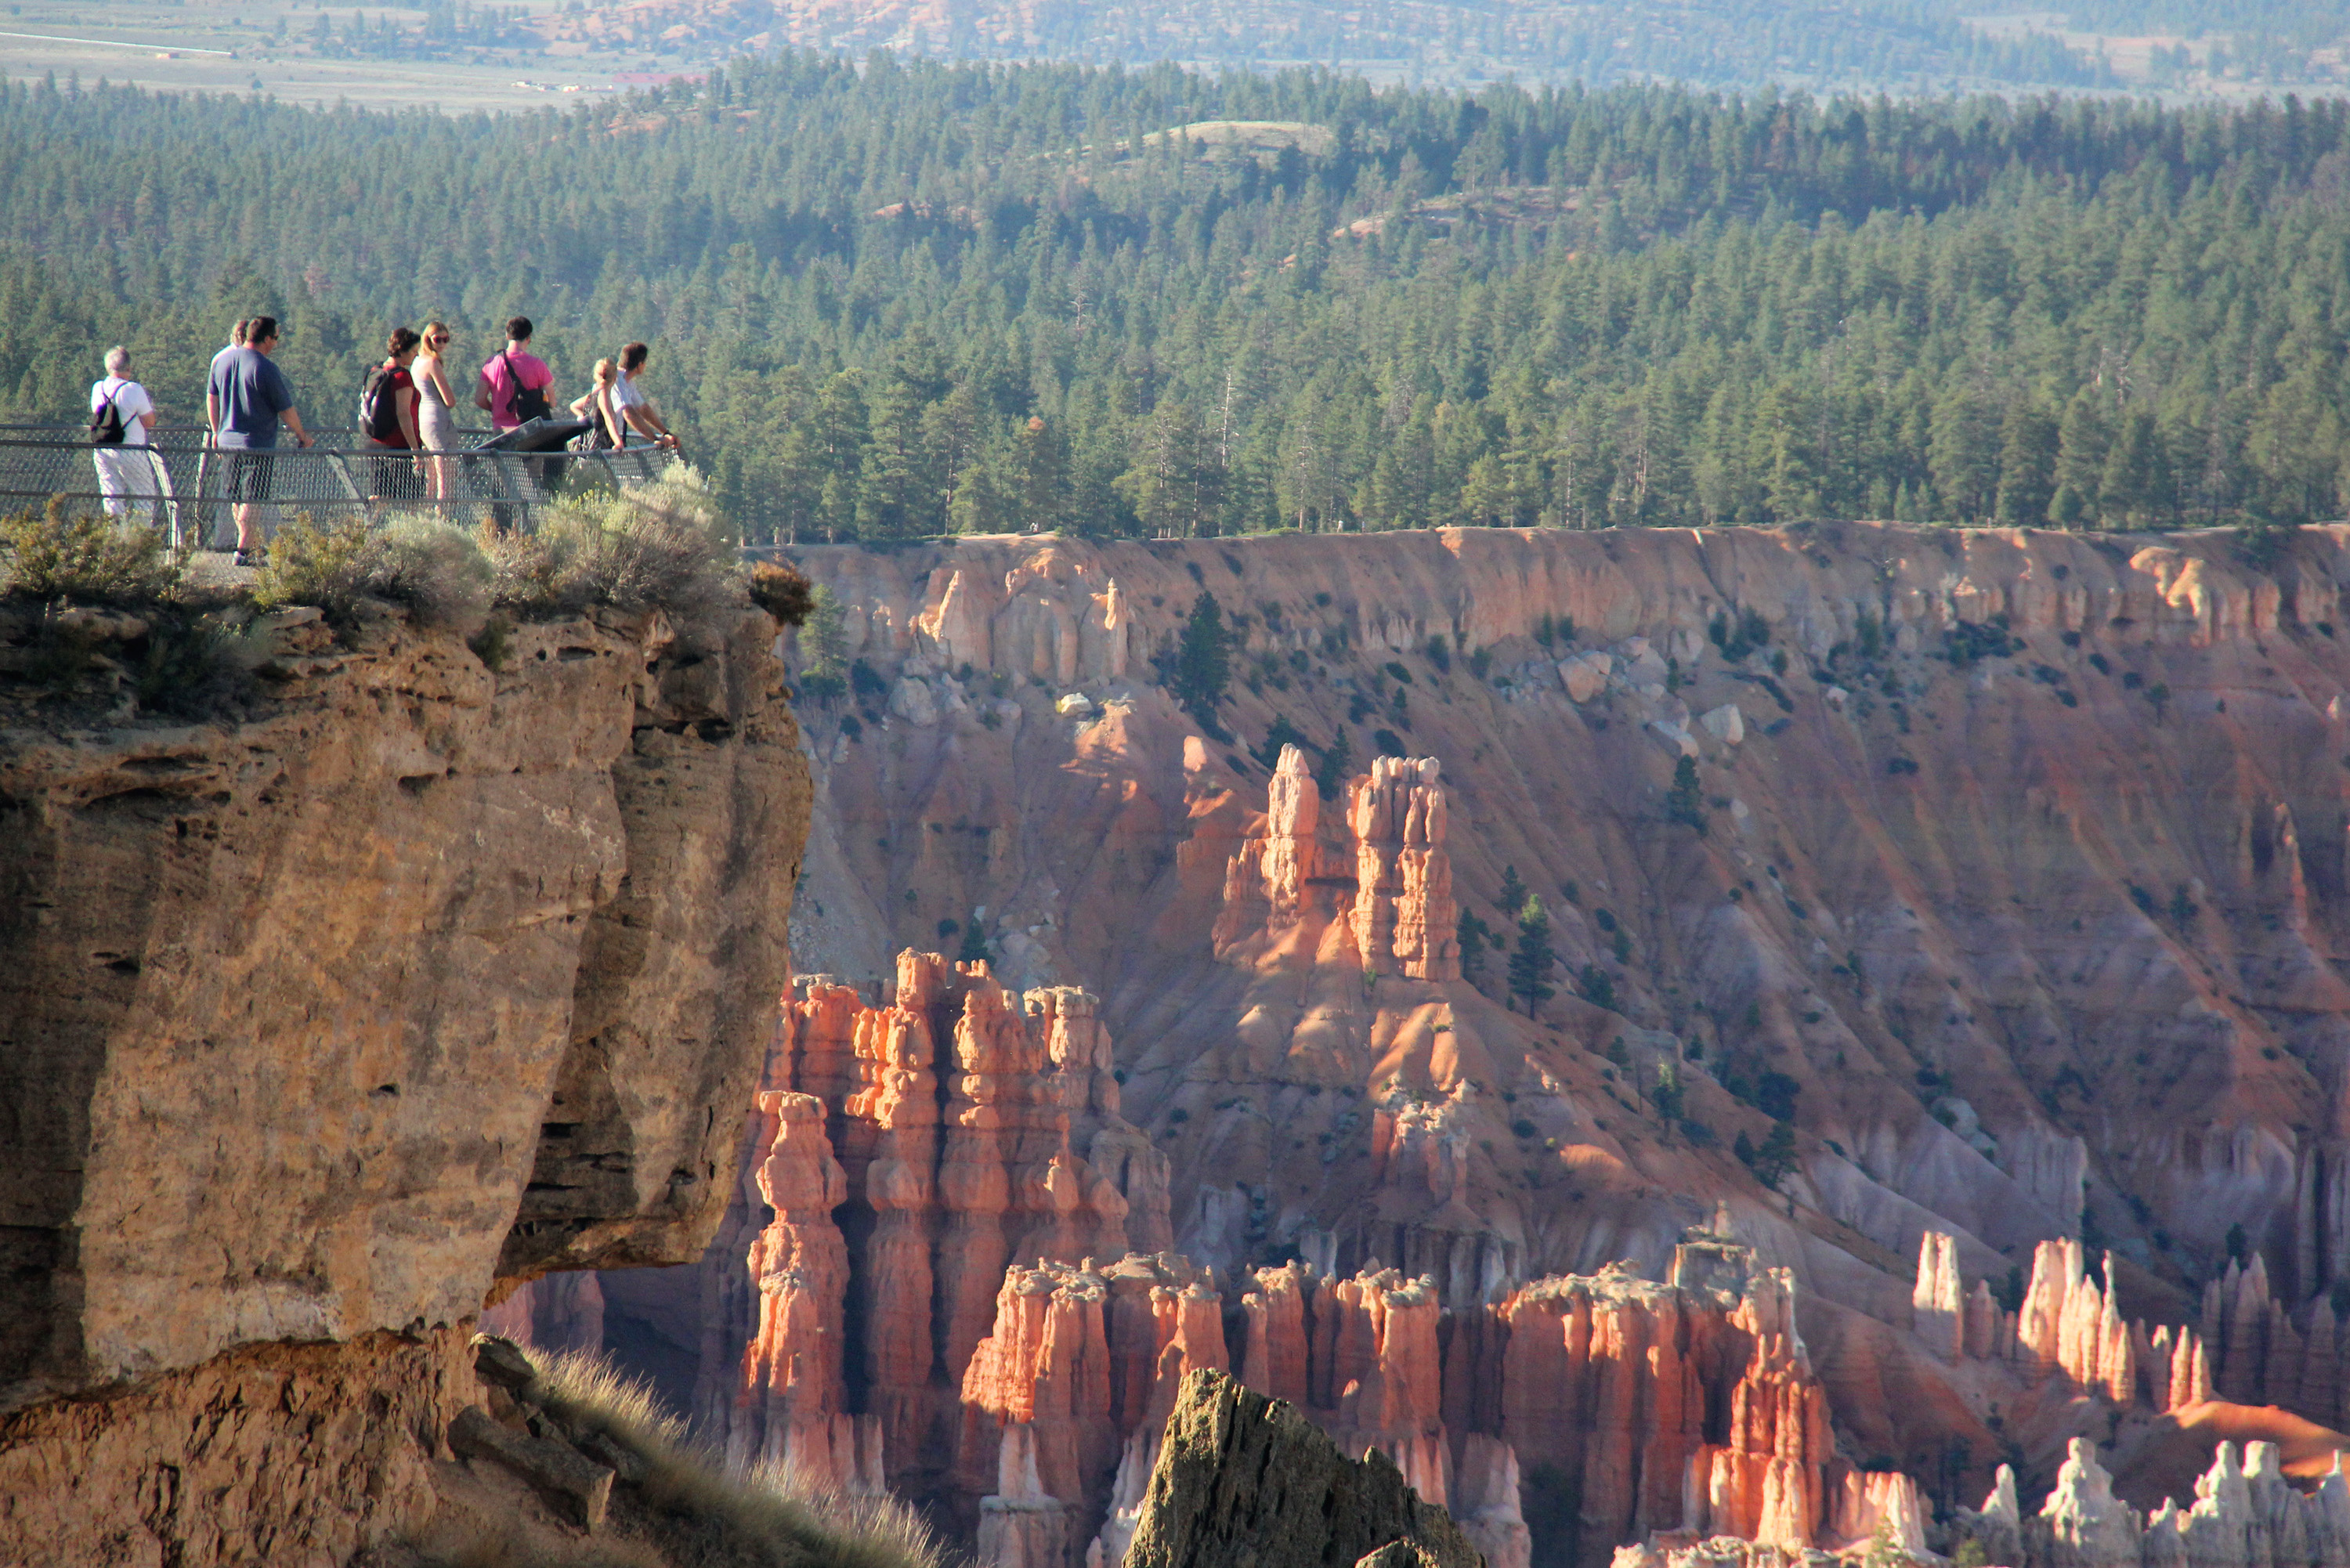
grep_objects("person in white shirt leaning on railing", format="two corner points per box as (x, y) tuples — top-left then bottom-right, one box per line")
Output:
(613, 340), (681, 454)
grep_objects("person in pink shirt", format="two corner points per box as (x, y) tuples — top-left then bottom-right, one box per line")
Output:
(473, 315), (555, 430)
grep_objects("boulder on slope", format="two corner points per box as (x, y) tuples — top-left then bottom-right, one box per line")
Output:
(1123, 1368), (1481, 1568)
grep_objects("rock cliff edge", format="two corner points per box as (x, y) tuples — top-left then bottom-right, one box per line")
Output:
(0, 597), (812, 1565)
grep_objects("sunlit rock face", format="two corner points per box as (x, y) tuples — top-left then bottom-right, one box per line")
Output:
(0, 600), (810, 1564)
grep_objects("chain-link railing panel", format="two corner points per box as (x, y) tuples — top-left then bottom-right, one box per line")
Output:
(0, 426), (677, 544)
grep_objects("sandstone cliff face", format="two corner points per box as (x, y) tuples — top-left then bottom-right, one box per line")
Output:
(0, 599), (809, 1564)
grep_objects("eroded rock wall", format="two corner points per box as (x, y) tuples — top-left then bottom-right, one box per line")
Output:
(0, 599), (809, 1564)
(772, 524), (2350, 1471)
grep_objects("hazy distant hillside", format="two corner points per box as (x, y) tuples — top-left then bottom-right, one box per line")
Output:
(518, 0), (2350, 94)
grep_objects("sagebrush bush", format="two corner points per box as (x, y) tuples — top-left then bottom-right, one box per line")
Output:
(0, 498), (183, 602)
(749, 559), (815, 626)
(490, 467), (737, 618)
(254, 511), (490, 626)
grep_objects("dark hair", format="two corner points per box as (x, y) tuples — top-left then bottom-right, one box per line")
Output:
(620, 341), (649, 372)
(386, 327), (421, 356)
(247, 315), (280, 345)
(506, 316), (533, 342)
(231, 318), (250, 346)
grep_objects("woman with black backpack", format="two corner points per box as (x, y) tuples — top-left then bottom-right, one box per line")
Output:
(360, 327), (424, 507)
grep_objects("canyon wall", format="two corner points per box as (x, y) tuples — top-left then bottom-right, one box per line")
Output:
(0, 597), (810, 1564)
(718, 523), (2350, 1562)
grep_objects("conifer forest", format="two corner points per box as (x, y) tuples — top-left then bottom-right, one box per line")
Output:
(2, 56), (2347, 540)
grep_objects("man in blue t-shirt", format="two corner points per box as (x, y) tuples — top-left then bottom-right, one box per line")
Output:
(204, 315), (315, 566)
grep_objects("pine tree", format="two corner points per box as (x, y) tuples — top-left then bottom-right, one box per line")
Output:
(2099, 407), (2162, 529)
(1651, 1058), (1685, 1122)
(1457, 909), (1493, 983)
(1994, 399), (2059, 526)
(1498, 863), (1528, 916)
(1313, 727), (1353, 800)
(1173, 594), (1231, 724)
(1928, 384), (2000, 521)
(796, 585), (848, 699)
(1508, 895), (1557, 1015)
(1741, 1118), (1800, 1188)
(2052, 389), (2110, 528)
(1667, 754), (1708, 833)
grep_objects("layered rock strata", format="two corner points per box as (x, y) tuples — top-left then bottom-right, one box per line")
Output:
(790, 523), (2350, 1336)
(1911, 1232), (2217, 1413)
(693, 953), (1174, 1530)
(765, 526), (2350, 1566)
(1216, 743), (1459, 982)
(0, 598), (810, 1564)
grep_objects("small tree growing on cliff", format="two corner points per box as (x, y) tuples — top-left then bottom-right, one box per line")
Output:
(1312, 728), (1352, 800)
(1738, 1118), (1801, 1190)
(1498, 863), (1528, 918)
(1651, 1059), (1686, 1125)
(1173, 592), (1231, 733)
(1458, 909), (1495, 984)
(797, 583), (848, 700)
(1508, 895), (1556, 1016)
(1667, 755), (1708, 833)
(957, 920), (993, 967)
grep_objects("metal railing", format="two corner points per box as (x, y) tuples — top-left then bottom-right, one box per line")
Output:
(0, 422), (680, 543)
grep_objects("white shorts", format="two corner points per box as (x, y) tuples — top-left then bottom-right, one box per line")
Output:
(92, 446), (163, 518)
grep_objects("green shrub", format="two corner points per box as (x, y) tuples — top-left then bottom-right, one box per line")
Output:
(255, 511), (490, 626)
(468, 612), (514, 670)
(490, 467), (736, 618)
(0, 499), (182, 603)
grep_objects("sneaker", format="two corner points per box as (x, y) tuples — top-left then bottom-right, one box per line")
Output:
(233, 548), (266, 569)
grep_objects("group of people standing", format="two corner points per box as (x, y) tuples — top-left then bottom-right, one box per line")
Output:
(85, 315), (682, 566)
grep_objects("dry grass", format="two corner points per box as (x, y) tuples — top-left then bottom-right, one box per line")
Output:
(512, 1346), (958, 1568)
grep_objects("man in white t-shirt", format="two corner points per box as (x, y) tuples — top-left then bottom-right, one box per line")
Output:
(613, 341), (680, 452)
(89, 345), (161, 526)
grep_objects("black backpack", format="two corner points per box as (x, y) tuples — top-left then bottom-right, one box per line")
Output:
(504, 350), (551, 425)
(88, 384), (125, 446)
(360, 365), (403, 442)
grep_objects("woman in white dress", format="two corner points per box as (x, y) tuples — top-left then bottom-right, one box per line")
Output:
(413, 320), (459, 504)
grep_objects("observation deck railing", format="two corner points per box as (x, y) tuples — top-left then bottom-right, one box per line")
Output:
(0, 420), (678, 544)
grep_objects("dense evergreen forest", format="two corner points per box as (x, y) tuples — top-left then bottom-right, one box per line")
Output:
(2, 56), (2347, 538)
